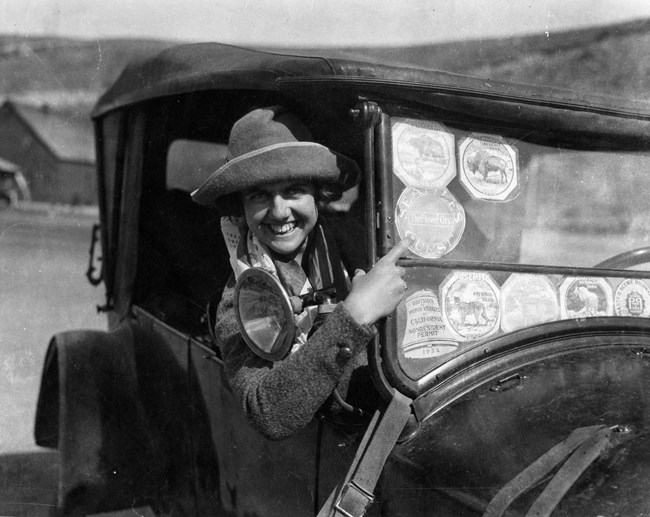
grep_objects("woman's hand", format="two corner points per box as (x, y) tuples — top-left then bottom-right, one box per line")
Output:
(343, 237), (413, 326)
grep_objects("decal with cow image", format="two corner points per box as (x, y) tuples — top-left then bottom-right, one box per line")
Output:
(391, 117), (457, 189)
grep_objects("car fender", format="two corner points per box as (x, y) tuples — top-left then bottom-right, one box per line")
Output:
(34, 323), (168, 514)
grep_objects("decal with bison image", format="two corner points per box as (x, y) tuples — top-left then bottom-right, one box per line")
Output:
(395, 187), (466, 259)
(560, 277), (613, 319)
(441, 271), (500, 341)
(459, 133), (519, 201)
(391, 117), (456, 188)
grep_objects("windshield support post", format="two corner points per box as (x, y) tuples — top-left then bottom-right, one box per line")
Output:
(351, 101), (381, 267)
(352, 101), (396, 402)
(375, 112), (394, 258)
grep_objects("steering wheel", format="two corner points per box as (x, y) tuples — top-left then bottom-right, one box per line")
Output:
(595, 247), (650, 269)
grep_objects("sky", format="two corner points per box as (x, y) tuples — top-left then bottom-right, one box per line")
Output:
(2, 0), (650, 46)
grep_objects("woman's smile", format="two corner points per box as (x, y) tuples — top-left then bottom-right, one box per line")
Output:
(264, 220), (299, 236)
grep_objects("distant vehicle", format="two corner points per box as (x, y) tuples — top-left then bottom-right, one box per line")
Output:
(0, 157), (29, 208)
(35, 42), (650, 516)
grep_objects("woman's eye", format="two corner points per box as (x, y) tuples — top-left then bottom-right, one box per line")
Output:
(246, 191), (268, 202)
(287, 186), (308, 196)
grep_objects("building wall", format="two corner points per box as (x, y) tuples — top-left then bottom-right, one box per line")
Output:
(0, 106), (54, 202)
(0, 104), (97, 205)
(53, 161), (97, 205)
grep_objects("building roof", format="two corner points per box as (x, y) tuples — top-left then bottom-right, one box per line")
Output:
(0, 156), (20, 172)
(6, 101), (95, 164)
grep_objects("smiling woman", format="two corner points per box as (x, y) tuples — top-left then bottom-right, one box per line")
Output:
(191, 105), (411, 439)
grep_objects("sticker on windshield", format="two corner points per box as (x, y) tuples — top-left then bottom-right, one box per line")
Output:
(391, 117), (456, 189)
(458, 133), (519, 201)
(614, 278), (650, 317)
(440, 271), (500, 341)
(395, 187), (466, 259)
(559, 277), (613, 319)
(500, 274), (559, 333)
(400, 289), (458, 358)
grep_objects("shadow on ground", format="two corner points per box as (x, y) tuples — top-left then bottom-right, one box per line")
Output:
(0, 449), (58, 516)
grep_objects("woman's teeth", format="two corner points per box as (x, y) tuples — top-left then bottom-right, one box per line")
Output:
(268, 221), (297, 235)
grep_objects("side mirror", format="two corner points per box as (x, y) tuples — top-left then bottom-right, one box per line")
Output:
(234, 268), (295, 361)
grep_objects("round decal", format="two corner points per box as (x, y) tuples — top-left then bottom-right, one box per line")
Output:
(440, 271), (500, 342)
(500, 274), (559, 333)
(395, 187), (466, 259)
(614, 278), (650, 317)
(459, 133), (519, 201)
(400, 289), (457, 359)
(391, 118), (456, 189)
(559, 277), (613, 319)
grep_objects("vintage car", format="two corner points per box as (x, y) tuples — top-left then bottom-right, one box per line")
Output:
(35, 42), (650, 516)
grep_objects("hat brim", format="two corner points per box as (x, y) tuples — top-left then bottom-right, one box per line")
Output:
(191, 142), (361, 205)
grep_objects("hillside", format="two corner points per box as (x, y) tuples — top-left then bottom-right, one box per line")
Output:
(0, 17), (649, 117)
(0, 37), (174, 114)
(334, 18), (650, 101)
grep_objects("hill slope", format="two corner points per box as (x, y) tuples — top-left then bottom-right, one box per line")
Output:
(1, 18), (648, 116)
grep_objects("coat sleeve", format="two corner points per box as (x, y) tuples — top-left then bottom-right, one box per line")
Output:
(215, 278), (376, 440)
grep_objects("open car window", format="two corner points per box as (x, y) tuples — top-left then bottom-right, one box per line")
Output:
(133, 130), (232, 336)
(130, 94), (365, 339)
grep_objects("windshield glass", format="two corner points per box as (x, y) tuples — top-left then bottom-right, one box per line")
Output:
(387, 115), (650, 380)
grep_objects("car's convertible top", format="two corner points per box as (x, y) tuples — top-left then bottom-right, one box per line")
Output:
(93, 42), (650, 141)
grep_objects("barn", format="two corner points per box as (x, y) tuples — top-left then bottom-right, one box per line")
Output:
(0, 100), (96, 205)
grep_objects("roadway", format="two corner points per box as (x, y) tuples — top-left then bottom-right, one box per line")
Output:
(0, 204), (105, 515)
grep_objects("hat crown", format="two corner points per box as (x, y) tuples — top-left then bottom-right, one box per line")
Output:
(229, 106), (313, 158)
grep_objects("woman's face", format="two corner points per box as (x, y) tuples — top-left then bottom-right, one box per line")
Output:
(242, 180), (318, 256)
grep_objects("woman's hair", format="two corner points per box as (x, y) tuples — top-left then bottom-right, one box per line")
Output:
(315, 181), (344, 207)
(214, 181), (344, 216)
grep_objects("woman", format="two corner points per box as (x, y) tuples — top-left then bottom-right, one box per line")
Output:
(192, 106), (410, 440)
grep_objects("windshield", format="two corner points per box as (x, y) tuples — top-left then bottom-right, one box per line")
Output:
(387, 115), (650, 380)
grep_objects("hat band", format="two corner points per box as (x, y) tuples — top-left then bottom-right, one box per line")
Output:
(227, 141), (329, 167)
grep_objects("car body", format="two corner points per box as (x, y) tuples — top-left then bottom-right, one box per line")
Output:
(35, 42), (650, 516)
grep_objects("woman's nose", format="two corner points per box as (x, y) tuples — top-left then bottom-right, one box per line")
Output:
(269, 195), (290, 218)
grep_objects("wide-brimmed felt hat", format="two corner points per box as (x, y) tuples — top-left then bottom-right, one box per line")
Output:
(191, 106), (361, 205)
